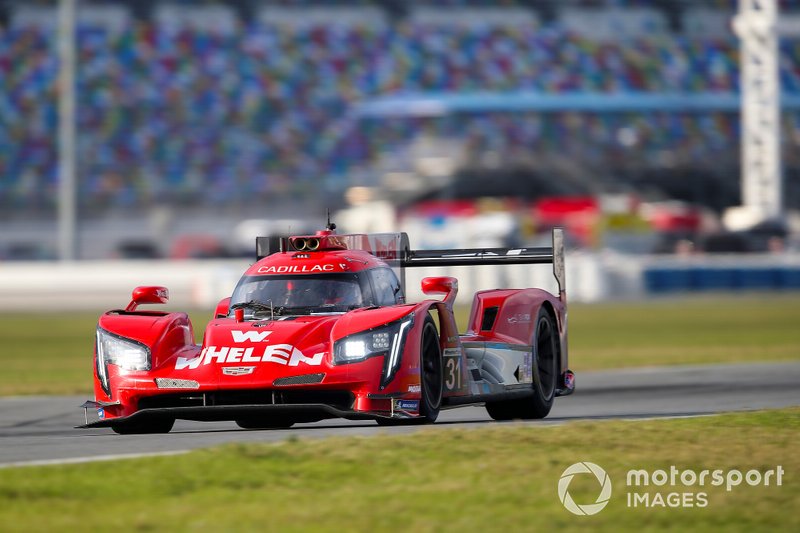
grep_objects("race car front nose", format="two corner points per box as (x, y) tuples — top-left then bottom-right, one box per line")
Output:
(332, 314), (414, 390)
(96, 328), (151, 395)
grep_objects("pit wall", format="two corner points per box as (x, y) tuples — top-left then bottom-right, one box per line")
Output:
(1, 253), (799, 312)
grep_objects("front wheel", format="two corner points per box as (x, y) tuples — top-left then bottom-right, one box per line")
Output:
(376, 315), (442, 426)
(486, 306), (558, 421)
(419, 316), (443, 422)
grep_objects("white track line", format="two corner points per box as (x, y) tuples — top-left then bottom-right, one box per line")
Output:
(0, 450), (191, 469)
(0, 413), (722, 469)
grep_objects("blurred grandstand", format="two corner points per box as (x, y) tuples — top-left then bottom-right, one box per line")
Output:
(1, 0), (800, 258)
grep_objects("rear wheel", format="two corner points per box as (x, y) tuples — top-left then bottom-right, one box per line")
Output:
(235, 418), (294, 430)
(486, 307), (558, 421)
(111, 418), (174, 435)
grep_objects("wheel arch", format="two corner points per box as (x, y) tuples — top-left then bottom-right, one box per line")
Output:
(414, 300), (456, 354)
(538, 299), (562, 376)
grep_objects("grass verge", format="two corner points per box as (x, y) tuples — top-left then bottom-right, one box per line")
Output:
(0, 408), (797, 532)
(0, 295), (798, 395)
(567, 294), (800, 370)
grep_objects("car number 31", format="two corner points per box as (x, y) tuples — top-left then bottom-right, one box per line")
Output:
(444, 353), (461, 391)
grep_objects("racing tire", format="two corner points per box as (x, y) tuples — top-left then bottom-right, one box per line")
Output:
(419, 316), (444, 422)
(234, 418), (294, 430)
(111, 418), (175, 435)
(486, 306), (558, 421)
(376, 315), (443, 426)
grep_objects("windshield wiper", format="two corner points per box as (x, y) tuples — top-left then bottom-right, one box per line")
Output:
(229, 300), (275, 318)
(272, 306), (311, 316)
(229, 300), (273, 312)
(231, 304), (364, 318)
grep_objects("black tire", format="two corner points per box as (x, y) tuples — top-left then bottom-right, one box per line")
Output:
(111, 418), (175, 435)
(419, 316), (443, 422)
(486, 306), (558, 421)
(235, 418), (294, 430)
(376, 315), (442, 425)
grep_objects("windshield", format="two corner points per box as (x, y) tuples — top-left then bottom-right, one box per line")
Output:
(230, 274), (367, 317)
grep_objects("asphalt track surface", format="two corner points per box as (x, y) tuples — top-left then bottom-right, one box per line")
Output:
(1, 361), (798, 468)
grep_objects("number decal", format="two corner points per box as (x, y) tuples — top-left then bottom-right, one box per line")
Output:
(445, 357), (461, 391)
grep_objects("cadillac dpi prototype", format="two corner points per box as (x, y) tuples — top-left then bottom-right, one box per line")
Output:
(79, 226), (574, 433)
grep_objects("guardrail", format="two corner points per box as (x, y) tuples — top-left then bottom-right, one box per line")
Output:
(1, 253), (799, 312)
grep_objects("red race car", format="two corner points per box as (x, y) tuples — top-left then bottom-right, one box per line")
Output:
(79, 225), (574, 433)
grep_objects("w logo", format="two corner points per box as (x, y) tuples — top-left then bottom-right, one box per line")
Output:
(231, 330), (272, 343)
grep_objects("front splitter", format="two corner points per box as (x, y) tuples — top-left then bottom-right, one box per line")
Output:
(76, 403), (402, 429)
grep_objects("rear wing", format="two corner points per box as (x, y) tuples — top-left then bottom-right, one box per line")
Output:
(256, 228), (566, 302)
(402, 228), (566, 303)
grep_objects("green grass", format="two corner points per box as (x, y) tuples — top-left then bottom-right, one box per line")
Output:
(0, 295), (798, 396)
(0, 309), (214, 396)
(0, 408), (796, 532)
(567, 294), (800, 371)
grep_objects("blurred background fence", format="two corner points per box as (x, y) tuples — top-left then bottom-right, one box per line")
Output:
(3, 251), (799, 312)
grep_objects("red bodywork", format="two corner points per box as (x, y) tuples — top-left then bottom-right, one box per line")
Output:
(82, 229), (572, 430)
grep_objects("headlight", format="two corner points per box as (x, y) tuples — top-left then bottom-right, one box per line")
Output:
(96, 328), (151, 395)
(333, 314), (414, 389)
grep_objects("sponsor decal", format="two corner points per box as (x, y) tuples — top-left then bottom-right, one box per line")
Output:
(393, 399), (420, 411)
(507, 313), (531, 324)
(231, 330), (272, 343)
(175, 345), (323, 370)
(407, 384), (421, 393)
(257, 264), (336, 274)
(222, 366), (256, 376)
(97, 408), (105, 419)
(522, 348), (533, 383)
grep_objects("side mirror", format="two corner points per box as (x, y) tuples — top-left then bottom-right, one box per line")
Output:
(421, 276), (458, 305)
(125, 286), (169, 312)
(215, 297), (231, 319)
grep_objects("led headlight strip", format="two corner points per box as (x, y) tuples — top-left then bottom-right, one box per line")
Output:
(96, 327), (152, 396)
(333, 314), (415, 389)
(382, 317), (412, 389)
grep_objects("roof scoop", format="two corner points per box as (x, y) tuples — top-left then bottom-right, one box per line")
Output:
(289, 232), (348, 252)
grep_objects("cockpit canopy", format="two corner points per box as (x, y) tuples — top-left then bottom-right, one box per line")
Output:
(230, 268), (404, 318)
